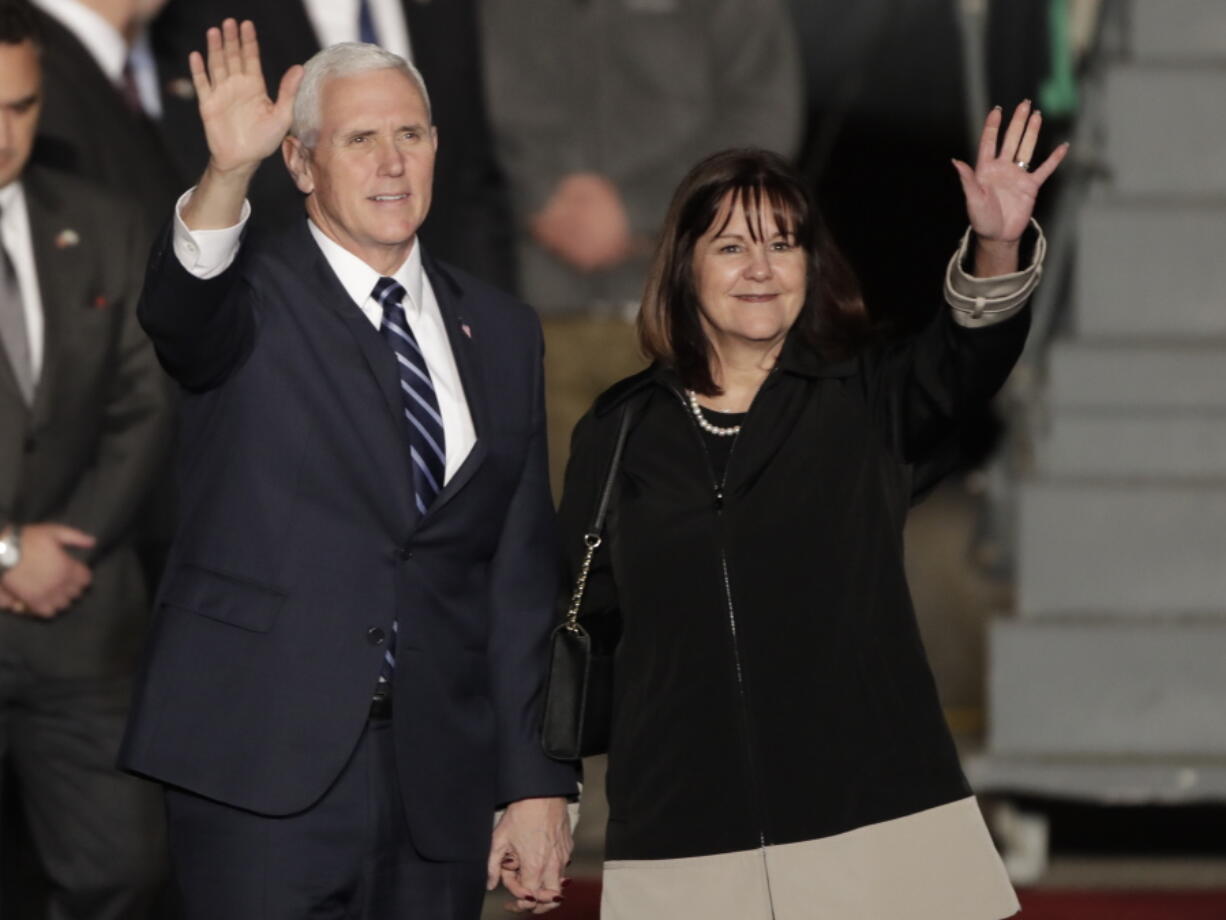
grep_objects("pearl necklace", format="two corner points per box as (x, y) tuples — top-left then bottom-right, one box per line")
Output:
(685, 389), (741, 437)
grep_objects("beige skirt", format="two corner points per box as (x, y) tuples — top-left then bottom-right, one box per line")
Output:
(601, 797), (1018, 920)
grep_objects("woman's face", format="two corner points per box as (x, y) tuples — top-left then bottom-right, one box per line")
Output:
(691, 195), (807, 357)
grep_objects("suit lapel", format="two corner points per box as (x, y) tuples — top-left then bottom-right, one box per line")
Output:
(422, 255), (488, 517)
(275, 229), (488, 532)
(286, 228), (417, 532)
(22, 172), (78, 431)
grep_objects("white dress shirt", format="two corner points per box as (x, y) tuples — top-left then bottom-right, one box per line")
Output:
(302, 0), (412, 62)
(171, 191), (475, 483)
(0, 181), (46, 381)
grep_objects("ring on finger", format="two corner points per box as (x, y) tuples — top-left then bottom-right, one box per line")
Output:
(1015, 160), (1031, 170)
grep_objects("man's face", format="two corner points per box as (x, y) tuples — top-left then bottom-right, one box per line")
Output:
(292, 68), (436, 270)
(0, 40), (41, 189)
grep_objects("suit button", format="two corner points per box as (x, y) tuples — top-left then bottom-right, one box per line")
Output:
(23, 436), (36, 454)
(398, 545), (413, 561)
(367, 627), (385, 646)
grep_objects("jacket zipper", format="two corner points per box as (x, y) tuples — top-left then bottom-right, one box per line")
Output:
(670, 386), (777, 917)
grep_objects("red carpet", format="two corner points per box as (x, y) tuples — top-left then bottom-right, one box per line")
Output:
(549, 881), (1226, 918)
(1016, 890), (1226, 919)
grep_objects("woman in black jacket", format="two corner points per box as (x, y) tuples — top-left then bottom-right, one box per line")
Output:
(551, 102), (1065, 920)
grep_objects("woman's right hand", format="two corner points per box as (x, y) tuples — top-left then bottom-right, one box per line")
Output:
(189, 18), (303, 177)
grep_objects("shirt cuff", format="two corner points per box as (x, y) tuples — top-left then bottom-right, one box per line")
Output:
(944, 218), (1046, 329)
(172, 187), (251, 280)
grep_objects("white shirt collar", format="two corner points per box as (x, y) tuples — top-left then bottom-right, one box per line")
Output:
(33, 0), (127, 83)
(0, 179), (25, 216)
(306, 218), (425, 317)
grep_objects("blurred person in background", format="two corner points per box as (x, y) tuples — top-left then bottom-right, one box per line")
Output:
(151, 0), (515, 289)
(28, 0), (182, 231)
(787, 0), (1067, 493)
(788, 0), (1055, 328)
(0, 4), (173, 918)
(556, 106), (1065, 918)
(30, 0), (181, 657)
(481, 0), (803, 488)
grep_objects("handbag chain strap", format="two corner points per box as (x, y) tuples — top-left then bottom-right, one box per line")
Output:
(563, 401), (636, 634)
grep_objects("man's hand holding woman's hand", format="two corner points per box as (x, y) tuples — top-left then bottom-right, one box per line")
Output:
(488, 796), (573, 914)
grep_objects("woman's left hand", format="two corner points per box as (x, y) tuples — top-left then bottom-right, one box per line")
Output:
(952, 100), (1069, 245)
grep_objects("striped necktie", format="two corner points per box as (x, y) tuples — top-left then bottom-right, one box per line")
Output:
(375, 276), (446, 513)
(373, 276), (445, 684)
(358, 0), (379, 45)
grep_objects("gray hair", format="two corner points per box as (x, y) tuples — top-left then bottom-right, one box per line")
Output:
(290, 42), (432, 148)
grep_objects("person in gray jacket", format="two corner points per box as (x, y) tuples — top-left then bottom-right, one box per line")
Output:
(481, 0), (803, 485)
(484, 0), (802, 317)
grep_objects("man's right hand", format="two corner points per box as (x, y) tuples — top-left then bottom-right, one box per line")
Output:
(193, 18), (301, 176)
(0, 524), (95, 619)
(183, 19), (303, 230)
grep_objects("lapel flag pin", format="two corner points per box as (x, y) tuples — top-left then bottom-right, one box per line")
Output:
(55, 228), (80, 249)
(92, 294), (109, 310)
(461, 323), (472, 339)
(166, 77), (196, 100)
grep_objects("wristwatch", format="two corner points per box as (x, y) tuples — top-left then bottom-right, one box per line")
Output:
(0, 525), (22, 574)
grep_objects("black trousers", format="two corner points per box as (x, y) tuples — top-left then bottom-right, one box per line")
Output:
(0, 657), (166, 920)
(164, 718), (486, 920)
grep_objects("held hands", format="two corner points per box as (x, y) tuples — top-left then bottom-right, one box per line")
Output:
(531, 173), (634, 273)
(487, 797), (573, 914)
(190, 19), (303, 178)
(952, 100), (1069, 275)
(0, 524), (95, 618)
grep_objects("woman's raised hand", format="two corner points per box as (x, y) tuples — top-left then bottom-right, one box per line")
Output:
(952, 100), (1069, 245)
(189, 19), (303, 176)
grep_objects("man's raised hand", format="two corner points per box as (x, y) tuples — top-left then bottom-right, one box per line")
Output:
(190, 19), (303, 177)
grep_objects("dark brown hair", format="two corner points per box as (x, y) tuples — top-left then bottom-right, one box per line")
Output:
(0, 1), (42, 47)
(638, 148), (870, 396)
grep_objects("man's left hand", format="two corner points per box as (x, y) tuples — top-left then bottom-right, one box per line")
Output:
(487, 796), (572, 914)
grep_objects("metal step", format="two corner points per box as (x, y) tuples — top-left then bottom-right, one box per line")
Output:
(1037, 410), (1226, 479)
(1017, 480), (1226, 615)
(1075, 199), (1226, 338)
(1047, 340), (1226, 411)
(1131, 0), (1226, 62)
(985, 616), (1226, 756)
(1105, 65), (1226, 195)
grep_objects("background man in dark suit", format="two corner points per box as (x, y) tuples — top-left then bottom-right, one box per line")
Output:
(0, 4), (173, 918)
(120, 19), (575, 919)
(152, 0), (515, 290)
(28, 0), (182, 231)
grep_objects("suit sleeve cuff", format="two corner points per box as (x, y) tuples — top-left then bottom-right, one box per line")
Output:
(172, 187), (251, 280)
(944, 218), (1046, 328)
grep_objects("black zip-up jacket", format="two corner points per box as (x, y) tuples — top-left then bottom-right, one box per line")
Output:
(557, 304), (1030, 861)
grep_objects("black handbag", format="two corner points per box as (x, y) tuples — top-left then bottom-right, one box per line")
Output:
(541, 402), (635, 761)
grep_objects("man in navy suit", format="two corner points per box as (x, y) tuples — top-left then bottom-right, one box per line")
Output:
(120, 19), (575, 919)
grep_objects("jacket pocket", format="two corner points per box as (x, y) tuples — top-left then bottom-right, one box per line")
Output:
(158, 563), (287, 633)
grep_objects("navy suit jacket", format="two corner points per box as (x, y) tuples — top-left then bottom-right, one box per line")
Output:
(119, 220), (576, 860)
